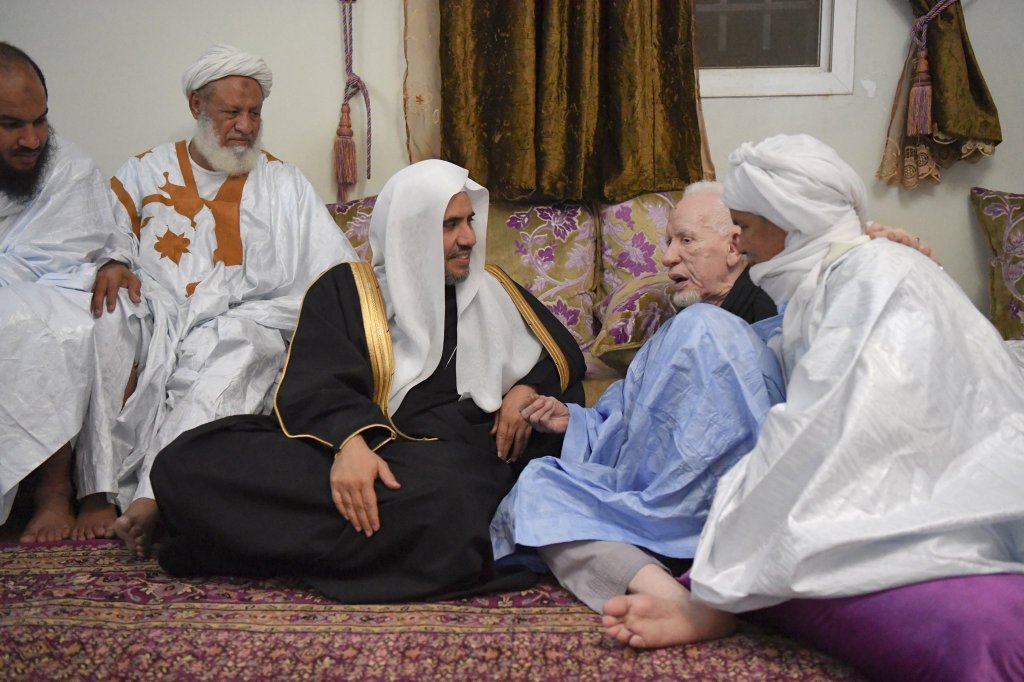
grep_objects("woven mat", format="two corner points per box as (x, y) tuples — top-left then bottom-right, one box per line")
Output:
(0, 541), (861, 681)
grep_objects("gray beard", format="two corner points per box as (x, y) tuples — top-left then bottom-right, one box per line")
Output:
(192, 115), (261, 175)
(672, 289), (704, 309)
(445, 271), (469, 286)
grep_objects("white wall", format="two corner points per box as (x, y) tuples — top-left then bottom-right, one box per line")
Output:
(0, 0), (406, 201)
(2, 0), (1021, 309)
(702, 0), (1024, 311)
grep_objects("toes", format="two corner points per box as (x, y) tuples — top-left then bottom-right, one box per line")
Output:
(628, 633), (647, 649)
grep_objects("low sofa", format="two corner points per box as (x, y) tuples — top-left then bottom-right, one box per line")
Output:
(329, 190), (684, 405)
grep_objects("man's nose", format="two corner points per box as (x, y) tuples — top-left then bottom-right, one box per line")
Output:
(19, 124), (43, 150)
(457, 222), (476, 246)
(235, 115), (257, 134)
(661, 244), (679, 267)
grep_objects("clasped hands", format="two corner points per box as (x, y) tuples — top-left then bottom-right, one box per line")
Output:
(492, 384), (547, 464)
(493, 388), (571, 463)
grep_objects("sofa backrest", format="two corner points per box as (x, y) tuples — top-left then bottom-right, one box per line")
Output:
(328, 190), (682, 375)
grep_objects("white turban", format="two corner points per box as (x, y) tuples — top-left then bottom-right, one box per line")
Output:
(181, 44), (273, 99)
(723, 134), (867, 304)
(370, 160), (543, 414)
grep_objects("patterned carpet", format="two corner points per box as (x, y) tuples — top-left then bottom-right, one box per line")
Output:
(0, 541), (862, 681)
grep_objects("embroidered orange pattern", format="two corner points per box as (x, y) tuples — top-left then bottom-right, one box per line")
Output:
(125, 141), (249, 268)
(154, 229), (191, 264)
(142, 172), (205, 228)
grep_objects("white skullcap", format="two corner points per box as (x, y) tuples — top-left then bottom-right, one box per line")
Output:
(723, 133), (867, 238)
(181, 44), (273, 99)
(723, 134), (867, 305)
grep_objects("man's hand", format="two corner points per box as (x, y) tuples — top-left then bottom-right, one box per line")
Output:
(520, 395), (570, 435)
(866, 223), (939, 264)
(91, 260), (142, 316)
(491, 384), (538, 464)
(330, 436), (401, 537)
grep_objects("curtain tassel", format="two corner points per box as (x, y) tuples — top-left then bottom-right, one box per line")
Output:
(334, 102), (358, 203)
(906, 47), (933, 137)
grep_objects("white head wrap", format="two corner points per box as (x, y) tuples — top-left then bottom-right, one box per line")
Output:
(370, 160), (543, 414)
(723, 134), (867, 304)
(181, 44), (273, 99)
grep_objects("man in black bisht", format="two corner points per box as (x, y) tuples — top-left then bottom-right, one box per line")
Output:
(151, 160), (585, 602)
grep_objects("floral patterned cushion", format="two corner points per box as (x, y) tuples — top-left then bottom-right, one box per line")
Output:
(970, 187), (1024, 339)
(328, 193), (684, 385)
(486, 201), (600, 349)
(329, 195), (377, 261)
(597, 191), (681, 304)
(591, 274), (676, 372)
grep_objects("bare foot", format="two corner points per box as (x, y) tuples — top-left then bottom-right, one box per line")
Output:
(20, 489), (74, 543)
(113, 497), (159, 557)
(602, 592), (736, 649)
(72, 493), (117, 540)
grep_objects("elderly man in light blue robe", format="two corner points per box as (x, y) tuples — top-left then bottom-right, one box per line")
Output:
(489, 303), (785, 613)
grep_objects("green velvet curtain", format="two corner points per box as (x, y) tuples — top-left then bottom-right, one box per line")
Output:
(439, 1), (705, 203)
(878, 0), (1001, 189)
(916, 0), (1000, 145)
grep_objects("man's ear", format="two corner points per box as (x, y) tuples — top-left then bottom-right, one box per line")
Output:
(725, 231), (744, 268)
(188, 91), (202, 120)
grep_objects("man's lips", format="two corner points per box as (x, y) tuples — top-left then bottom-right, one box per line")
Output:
(8, 156), (39, 171)
(668, 273), (690, 288)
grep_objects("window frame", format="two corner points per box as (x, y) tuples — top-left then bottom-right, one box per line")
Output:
(698, 0), (858, 98)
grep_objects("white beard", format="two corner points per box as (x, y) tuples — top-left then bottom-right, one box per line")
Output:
(672, 288), (704, 309)
(192, 114), (262, 176)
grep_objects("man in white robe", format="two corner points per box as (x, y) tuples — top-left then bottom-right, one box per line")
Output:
(602, 133), (1024, 648)
(102, 44), (358, 555)
(0, 42), (140, 542)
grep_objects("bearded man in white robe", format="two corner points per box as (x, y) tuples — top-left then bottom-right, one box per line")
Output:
(0, 42), (141, 543)
(602, 134), (1024, 649)
(100, 44), (358, 555)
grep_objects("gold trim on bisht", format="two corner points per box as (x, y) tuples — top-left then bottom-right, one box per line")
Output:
(485, 263), (571, 393)
(273, 267), (339, 449)
(348, 262), (436, 443)
(349, 261), (394, 412)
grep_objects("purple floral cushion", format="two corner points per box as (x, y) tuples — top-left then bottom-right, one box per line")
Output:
(591, 275), (676, 372)
(970, 187), (1024, 339)
(598, 192), (681, 305)
(329, 195), (377, 261)
(486, 201), (599, 349)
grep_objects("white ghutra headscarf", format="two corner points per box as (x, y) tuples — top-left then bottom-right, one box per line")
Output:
(369, 160), (543, 414)
(722, 134), (867, 305)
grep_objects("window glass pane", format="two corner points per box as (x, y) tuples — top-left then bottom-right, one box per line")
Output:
(696, 0), (822, 69)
